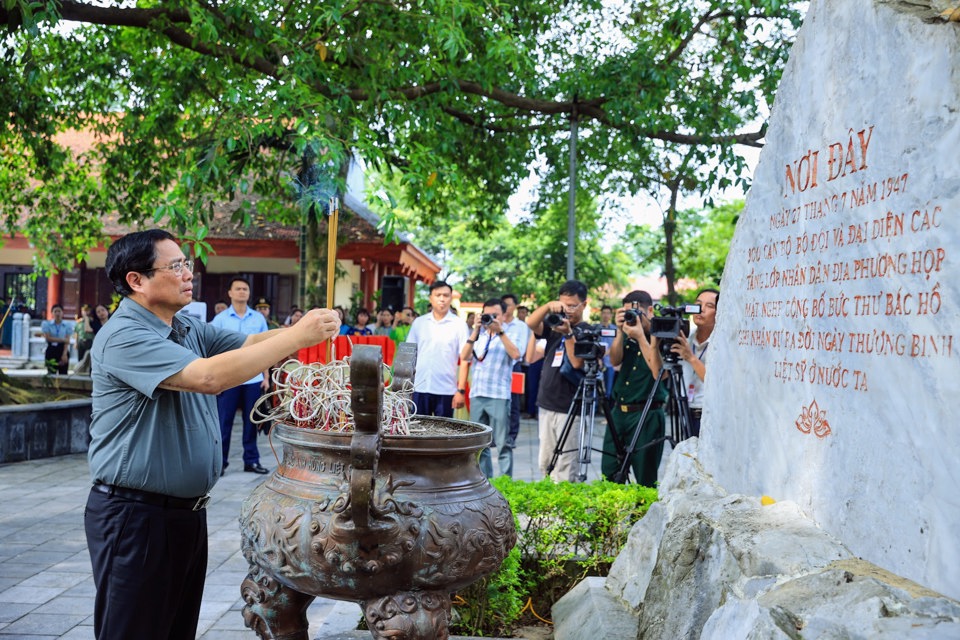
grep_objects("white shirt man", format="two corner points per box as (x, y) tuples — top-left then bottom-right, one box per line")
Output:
(404, 280), (469, 417)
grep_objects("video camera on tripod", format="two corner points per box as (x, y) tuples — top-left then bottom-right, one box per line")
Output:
(571, 324), (606, 361)
(650, 303), (701, 360)
(544, 312), (606, 362)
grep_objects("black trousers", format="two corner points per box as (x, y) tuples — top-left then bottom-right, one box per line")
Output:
(44, 343), (67, 375)
(412, 392), (454, 418)
(84, 488), (208, 640)
(507, 363), (523, 444)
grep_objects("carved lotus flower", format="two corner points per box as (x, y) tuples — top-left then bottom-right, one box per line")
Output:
(795, 399), (832, 439)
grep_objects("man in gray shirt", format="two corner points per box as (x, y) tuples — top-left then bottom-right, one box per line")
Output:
(85, 229), (340, 640)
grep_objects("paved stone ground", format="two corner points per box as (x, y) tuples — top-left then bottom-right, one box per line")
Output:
(0, 411), (610, 639)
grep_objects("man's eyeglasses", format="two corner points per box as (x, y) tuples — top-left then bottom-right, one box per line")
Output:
(144, 259), (194, 276)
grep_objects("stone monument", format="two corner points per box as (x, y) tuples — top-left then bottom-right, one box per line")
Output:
(551, 1), (960, 637)
(702, 0), (960, 601)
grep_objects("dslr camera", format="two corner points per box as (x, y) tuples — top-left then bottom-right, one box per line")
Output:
(623, 302), (645, 327)
(543, 311), (567, 328)
(651, 303), (701, 360)
(571, 324), (606, 361)
(480, 313), (494, 326)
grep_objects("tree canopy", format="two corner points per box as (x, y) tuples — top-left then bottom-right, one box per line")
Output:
(1, 0), (803, 274)
(628, 198), (742, 298)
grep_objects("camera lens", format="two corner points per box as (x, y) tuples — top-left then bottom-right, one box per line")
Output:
(544, 312), (565, 327)
(480, 313), (493, 325)
(624, 309), (639, 326)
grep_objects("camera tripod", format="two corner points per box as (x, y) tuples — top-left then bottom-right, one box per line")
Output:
(607, 350), (693, 484)
(545, 358), (621, 482)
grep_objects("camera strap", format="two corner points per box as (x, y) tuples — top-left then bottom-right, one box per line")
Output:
(472, 333), (494, 362)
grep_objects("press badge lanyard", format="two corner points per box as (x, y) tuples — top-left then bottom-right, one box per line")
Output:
(696, 342), (708, 361)
(551, 336), (567, 367)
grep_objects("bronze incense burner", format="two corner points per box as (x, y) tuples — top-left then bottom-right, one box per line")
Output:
(239, 344), (517, 639)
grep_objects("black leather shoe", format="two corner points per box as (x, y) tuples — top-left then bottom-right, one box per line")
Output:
(244, 463), (269, 474)
(220, 462), (229, 477)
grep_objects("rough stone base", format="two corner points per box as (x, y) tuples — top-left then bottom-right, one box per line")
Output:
(552, 576), (638, 640)
(552, 439), (960, 639)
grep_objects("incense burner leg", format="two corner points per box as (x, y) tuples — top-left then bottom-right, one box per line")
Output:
(362, 590), (451, 640)
(241, 571), (315, 640)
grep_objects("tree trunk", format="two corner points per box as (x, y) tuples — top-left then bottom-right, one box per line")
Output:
(663, 179), (680, 307)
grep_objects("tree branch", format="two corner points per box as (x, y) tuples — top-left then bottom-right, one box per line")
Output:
(46, 0), (767, 149)
(54, 1), (285, 80)
(662, 10), (735, 66)
(439, 106), (542, 133)
(648, 123), (767, 148)
(57, 0), (190, 29)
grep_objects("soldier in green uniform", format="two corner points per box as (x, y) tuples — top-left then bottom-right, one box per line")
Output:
(255, 296), (281, 329)
(602, 290), (668, 486)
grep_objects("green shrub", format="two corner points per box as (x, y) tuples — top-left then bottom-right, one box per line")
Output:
(451, 545), (524, 637)
(450, 478), (657, 637)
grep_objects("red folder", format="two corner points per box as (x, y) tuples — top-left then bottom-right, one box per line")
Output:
(511, 371), (525, 394)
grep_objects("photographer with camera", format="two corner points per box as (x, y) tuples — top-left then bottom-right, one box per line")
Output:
(459, 298), (522, 478)
(667, 288), (718, 437)
(603, 290), (668, 486)
(526, 280), (590, 482)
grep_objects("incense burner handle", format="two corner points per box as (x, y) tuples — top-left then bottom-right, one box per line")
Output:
(349, 345), (383, 533)
(389, 342), (417, 393)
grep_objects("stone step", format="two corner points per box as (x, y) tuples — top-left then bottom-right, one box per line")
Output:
(0, 358), (30, 369)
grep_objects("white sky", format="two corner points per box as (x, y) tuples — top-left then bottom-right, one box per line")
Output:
(507, 144), (762, 234)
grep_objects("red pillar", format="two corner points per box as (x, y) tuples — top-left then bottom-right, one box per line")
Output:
(46, 273), (62, 318)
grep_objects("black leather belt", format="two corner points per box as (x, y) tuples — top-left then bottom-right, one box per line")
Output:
(92, 483), (210, 511)
(619, 402), (663, 413)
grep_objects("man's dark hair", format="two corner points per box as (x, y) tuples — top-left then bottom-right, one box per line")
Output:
(106, 229), (176, 296)
(517, 305), (529, 312)
(500, 293), (518, 306)
(356, 307), (370, 317)
(484, 298), (506, 313)
(227, 276), (250, 290)
(558, 279), (588, 301)
(623, 290), (654, 307)
(699, 288), (720, 308)
(429, 280), (452, 293)
(601, 304), (613, 312)
(51, 303), (63, 312)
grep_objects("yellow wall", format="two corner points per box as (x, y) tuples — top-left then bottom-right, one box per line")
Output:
(205, 255), (299, 274)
